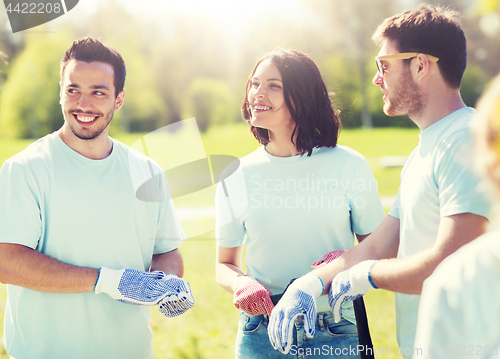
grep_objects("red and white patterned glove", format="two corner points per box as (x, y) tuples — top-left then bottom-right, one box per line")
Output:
(311, 250), (345, 269)
(233, 275), (275, 316)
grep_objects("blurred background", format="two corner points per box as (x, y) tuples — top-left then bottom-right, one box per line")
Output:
(0, 0), (499, 138)
(1, 1), (500, 358)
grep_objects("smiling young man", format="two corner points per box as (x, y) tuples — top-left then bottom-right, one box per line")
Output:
(267, 6), (491, 358)
(0, 37), (194, 359)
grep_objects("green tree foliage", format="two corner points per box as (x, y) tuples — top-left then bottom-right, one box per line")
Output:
(0, 30), (72, 138)
(1, 0), (499, 138)
(0, 12), (22, 94)
(461, 63), (490, 107)
(72, 1), (168, 133)
(146, 13), (238, 128)
(320, 53), (364, 128)
(321, 0), (397, 128)
(183, 78), (238, 132)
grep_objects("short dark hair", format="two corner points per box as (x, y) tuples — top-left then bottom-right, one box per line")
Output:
(372, 5), (466, 89)
(60, 37), (126, 97)
(242, 48), (341, 156)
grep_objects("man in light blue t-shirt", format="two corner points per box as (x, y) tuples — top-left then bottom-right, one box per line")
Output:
(413, 73), (500, 359)
(268, 6), (491, 358)
(0, 37), (194, 359)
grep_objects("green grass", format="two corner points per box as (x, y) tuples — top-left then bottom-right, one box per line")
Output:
(0, 124), (421, 358)
(338, 127), (420, 198)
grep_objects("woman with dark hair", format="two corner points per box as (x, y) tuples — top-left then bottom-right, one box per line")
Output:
(215, 48), (385, 358)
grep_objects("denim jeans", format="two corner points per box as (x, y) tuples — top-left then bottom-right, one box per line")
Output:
(235, 311), (361, 359)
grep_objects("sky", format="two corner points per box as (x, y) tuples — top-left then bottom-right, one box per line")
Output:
(2, 0), (316, 38)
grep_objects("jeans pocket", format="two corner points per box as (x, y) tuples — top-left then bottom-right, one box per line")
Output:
(239, 312), (264, 334)
(326, 318), (358, 337)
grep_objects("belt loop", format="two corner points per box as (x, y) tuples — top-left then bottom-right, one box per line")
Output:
(263, 314), (269, 325)
(318, 312), (325, 331)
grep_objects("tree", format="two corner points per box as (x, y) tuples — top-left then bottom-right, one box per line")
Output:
(326, 0), (398, 128)
(0, 30), (72, 138)
(183, 78), (238, 132)
(0, 10), (25, 91)
(71, 1), (169, 133)
(461, 63), (490, 107)
(147, 13), (235, 128)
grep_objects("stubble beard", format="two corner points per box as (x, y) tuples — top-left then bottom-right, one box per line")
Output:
(384, 69), (425, 119)
(66, 109), (114, 141)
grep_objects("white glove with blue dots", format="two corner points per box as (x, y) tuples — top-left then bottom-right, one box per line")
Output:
(95, 267), (194, 315)
(267, 273), (324, 354)
(329, 260), (378, 323)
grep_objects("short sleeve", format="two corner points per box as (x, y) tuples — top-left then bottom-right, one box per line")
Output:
(435, 130), (491, 219)
(0, 160), (42, 249)
(215, 164), (247, 248)
(154, 172), (186, 254)
(349, 159), (386, 235)
(388, 190), (400, 220)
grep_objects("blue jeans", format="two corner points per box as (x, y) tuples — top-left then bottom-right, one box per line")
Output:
(235, 312), (361, 359)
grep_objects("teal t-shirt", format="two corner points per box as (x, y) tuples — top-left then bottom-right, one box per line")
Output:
(216, 145), (386, 322)
(388, 107), (491, 356)
(0, 132), (186, 359)
(414, 228), (500, 359)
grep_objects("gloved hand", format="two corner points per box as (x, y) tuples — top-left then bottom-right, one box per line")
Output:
(233, 275), (275, 316)
(267, 273), (324, 354)
(311, 250), (345, 268)
(157, 275), (195, 317)
(329, 260), (378, 322)
(95, 267), (179, 305)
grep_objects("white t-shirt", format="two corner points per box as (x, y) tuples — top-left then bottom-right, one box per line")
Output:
(413, 228), (500, 359)
(388, 107), (491, 355)
(216, 145), (386, 321)
(0, 132), (186, 359)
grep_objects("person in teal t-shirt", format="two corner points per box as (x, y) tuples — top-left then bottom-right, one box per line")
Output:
(215, 48), (386, 358)
(268, 6), (491, 358)
(0, 37), (194, 359)
(413, 74), (500, 359)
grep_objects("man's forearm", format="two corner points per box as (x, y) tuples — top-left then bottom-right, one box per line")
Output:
(368, 249), (441, 294)
(325, 213), (488, 295)
(0, 243), (98, 293)
(150, 248), (184, 277)
(314, 215), (401, 294)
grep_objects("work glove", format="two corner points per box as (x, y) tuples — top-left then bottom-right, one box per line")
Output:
(311, 250), (345, 268)
(95, 267), (180, 305)
(233, 275), (275, 316)
(267, 273), (324, 354)
(157, 275), (195, 317)
(329, 260), (378, 323)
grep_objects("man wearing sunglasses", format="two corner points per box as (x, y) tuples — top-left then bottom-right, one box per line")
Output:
(267, 5), (491, 358)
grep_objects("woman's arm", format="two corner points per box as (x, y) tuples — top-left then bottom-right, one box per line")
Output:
(216, 244), (245, 294)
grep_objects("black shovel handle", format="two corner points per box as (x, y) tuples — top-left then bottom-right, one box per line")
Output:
(353, 296), (374, 359)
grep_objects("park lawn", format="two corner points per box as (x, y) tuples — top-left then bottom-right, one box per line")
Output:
(0, 124), (421, 358)
(117, 124), (419, 209)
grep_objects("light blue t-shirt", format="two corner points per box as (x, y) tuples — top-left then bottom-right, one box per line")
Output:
(388, 107), (491, 356)
(0, 132), (186, 359)
(216, 145), (386, 322)
(413, 228), (500, 359)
